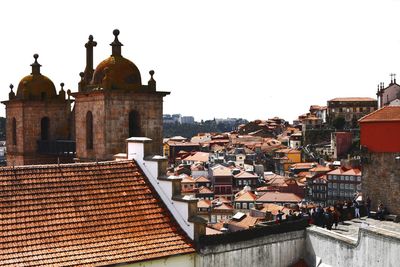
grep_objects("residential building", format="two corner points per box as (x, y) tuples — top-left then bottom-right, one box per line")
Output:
(326, 167), (362, 205)
(234, 190), (257, 210)
(196, 186), (214, 200)
(327, 97), (377, 128)
(195, 176), (211, 188)
(273, 148), (302, 175)
(209, 164), (234, 201)
(233, 170), (260, 192)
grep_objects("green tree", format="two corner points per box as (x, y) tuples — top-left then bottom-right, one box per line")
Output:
(332, 116), (345, 130)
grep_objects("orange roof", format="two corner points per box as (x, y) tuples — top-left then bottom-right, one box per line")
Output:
(182, 151), (210, 162)
(181, 176), (196, 183)
(290, 162), (317, 169)
(206, 227), (223, 235)
(235, 191), (257, 202)
(329, 97), (376, 102)
(309, 165), (331, 172)
(260, 203), (289, 215)
(198, 186), (213, 194)
(257, 191), (302, 203)
(195, 176), (210, 183)
(198, 199), (212, 208)
(327, 167), (361, 176)
(212, 165), (233, 176)
(213, 203), (234, 211)
(359, 106), (400, 122)
(0, 161), (194, 266)
(234, 171), (259, 179)
(228, 214), (260, 229)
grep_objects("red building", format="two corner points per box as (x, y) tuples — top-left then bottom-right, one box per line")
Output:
(359, 106), (400, 152)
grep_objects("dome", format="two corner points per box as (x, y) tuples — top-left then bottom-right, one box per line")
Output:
(16, 54), (57, 100)
(91, 55), (142, 90)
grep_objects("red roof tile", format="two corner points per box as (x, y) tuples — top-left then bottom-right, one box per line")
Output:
(359, 106), (400, 122)
(0, 161), (194, 266)
(256, 192), (302, 203)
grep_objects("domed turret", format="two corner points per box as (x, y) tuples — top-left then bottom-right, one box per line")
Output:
(91, 29), (142, 90)
(16, 54), (57, 100)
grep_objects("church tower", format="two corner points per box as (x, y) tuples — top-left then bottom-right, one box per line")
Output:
(2, 54), (72, 165)
(73, 30), (169, 161)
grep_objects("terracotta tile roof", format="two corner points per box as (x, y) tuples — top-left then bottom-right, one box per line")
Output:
(228, 214), (260, 229)
(181, 176), (196, 183)
(234, 191), (257, 202)
(206, 227), (222, 235)
(359, 106), (400, 122)
(327, 167), (362, 176)
(211, 165), (233, 176)
(198, 199), (212, 208)
(213, 203), (233, 211)
(195, 176), (210, 183)
(260, 203), (289, 215)
(290, 162), (317, 169)
(213, 196), (231, 204)
(0, 161), (194, 266)
(182, 152), (210, 162)
(256, 192), (302, 203)
(198, 186), (213, 194)
(309, 165), (332, 172)
(234, 171), (259, 179)
(329, 97), (376, 102)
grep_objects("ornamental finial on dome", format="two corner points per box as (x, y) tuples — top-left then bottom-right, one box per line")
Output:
(9, 84), (15, 100)
(148, 70), (156, 91)
(110, 29), (123, 56)
(30, 54), (41, 75)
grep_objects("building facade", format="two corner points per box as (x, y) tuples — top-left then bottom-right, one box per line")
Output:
(327, 97), (377, 128)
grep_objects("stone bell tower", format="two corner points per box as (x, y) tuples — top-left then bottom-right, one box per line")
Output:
(2, 54), (72, 165)
(73, 30), (169, 161)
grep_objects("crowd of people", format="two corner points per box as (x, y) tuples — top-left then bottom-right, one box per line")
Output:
(274, 195), (390, 230)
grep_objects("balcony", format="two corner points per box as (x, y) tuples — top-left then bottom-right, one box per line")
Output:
(37, 140), (76, 156)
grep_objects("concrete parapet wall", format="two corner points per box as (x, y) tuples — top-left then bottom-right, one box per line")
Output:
(196, 230), (305, 267)
(305, 225), (400, 267)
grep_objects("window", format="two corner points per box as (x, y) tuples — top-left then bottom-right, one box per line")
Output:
(242, 203), (248, 209)
(333, 183), (337, 189)
(238, 180), (242, 186)
(12, 118), (17, 145)
(349, 184), (355, 190)
(357, 184), (361, 190)
(345, 184), (349, 189)
(360, 107), (363, 112)
(40, 117), (50, 140)
(236, 203), (240, 209)
(328, 183), (332, 189)
(86, 111), (93, 150)
(129, 110), (141, 137)
(345, 176), (349, 181)
(340, 184), (344, 189)
(346, 108), (350, 113)
(357, 176), (361, 182)
(249, 203), (254, 209)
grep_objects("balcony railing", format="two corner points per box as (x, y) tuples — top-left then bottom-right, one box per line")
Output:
(37, 140), (76, 156)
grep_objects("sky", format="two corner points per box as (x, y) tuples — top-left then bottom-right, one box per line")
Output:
(1, 0), (400, 122)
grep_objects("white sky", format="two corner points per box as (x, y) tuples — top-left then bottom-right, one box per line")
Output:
(1, 0), (400, 122)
